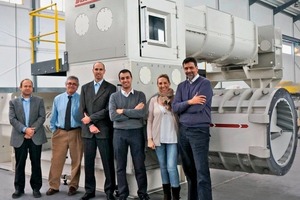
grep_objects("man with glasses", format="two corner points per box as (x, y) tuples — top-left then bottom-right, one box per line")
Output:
(80, 62), (117, 200)
(46, 76), (83, 197)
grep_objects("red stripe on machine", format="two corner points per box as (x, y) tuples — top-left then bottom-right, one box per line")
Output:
(210, 123), (249, 128)
(75, 0), (99, 7)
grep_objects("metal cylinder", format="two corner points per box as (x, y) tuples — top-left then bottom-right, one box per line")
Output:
(185, 5), (258, 66)
(209, 88), (298, 175)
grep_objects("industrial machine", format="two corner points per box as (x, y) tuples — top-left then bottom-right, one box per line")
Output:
(64, 0), (299, 180)
(0, 0), (299, 197)
(185, 5), (299, 176)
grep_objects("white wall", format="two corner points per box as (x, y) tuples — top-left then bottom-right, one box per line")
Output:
(0, 1), (66, 90)
(219, 0), (249, 19)
(275, 13), (293, 36)
(0, 2), (31, 88)
(250, 3), (274, 26)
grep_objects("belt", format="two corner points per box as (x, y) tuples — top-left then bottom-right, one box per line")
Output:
(58, 127), (81, 131)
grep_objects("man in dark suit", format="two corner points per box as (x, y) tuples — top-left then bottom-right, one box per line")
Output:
(9, 78), (47, 199)
(80, 62), (117, 200)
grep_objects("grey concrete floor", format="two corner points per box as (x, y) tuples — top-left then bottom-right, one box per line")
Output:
(1, 139), (299, 200)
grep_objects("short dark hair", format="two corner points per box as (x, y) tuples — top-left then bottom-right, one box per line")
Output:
(66, 76), (79, 85)
(20, 78), (33, 87)
(157, 74), (170, 84)
(182, 57), (197, 67)
(118, 69), (132, 80)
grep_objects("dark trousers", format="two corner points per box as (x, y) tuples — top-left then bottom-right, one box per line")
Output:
(178, 125), (212, 200)
(14, 139), (42, 192)
(113, 128), (147, 198)
(83, 136), (116, 195)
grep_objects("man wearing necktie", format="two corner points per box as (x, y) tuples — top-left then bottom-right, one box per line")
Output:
(9, 79), (47, 199)
(46, 76), (83, 197)
(80, 62), (117, 200)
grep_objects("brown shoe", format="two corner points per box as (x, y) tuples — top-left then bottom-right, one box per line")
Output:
(46, 188), (59, 196)
(68, 186), (77, 196)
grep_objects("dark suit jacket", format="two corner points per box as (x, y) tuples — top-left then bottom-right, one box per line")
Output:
(9, 96), (47, 148)
(80, 80), (116, 139)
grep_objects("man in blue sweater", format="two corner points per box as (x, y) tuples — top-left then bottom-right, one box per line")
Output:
(109, 69), (150, 200)
(172, 57), (213, 200)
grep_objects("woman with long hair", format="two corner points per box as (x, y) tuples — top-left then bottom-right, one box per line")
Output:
(147, 74), (180, 200)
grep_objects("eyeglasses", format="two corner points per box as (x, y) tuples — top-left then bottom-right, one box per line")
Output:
(66, 82), (78, 86)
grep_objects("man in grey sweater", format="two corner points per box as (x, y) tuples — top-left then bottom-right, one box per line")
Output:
(109, 69), (149, 200)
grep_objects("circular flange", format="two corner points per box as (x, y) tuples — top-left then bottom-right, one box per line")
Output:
(75, 13), (89, 36)
(171, 69), (182, 85)
(139, 67), (151, 85)
(267, 88), (298, 175)
(97, 7), (113, 32)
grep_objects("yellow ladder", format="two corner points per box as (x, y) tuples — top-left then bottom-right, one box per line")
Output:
(29, 3), (65, 73)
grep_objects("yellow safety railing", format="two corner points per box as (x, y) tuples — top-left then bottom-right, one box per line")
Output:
(29, 3), (65, 72)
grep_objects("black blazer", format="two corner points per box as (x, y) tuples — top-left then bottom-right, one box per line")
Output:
(80, 80), (116, 139)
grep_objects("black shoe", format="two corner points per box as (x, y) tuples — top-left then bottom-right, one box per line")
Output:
(139, 194), (150, 200)
(81, 192), (95, 200)
(12, 190), (24, 199)
(33, 190), (41, 198)
(106, 193), (116, 200)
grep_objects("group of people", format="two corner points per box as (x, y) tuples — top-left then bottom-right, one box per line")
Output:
(9, 57), (213, 200)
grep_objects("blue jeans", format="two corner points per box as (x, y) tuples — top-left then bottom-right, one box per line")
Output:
(113, 128), (147, 198)
(179, 125), (212, 200)
(155, 143), (180, 187)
